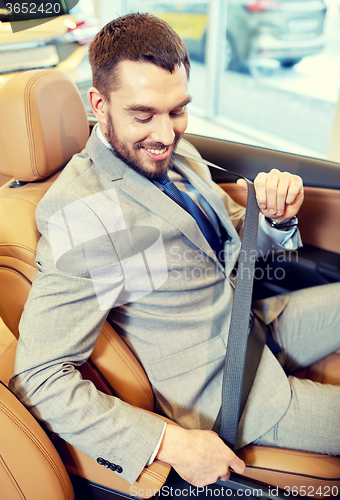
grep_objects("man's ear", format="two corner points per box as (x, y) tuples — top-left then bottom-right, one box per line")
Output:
(88, 87), (107, 125)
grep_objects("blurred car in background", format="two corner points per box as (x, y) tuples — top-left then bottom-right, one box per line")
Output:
(0, 0), (99, 90)
(135, 0), (327, 70)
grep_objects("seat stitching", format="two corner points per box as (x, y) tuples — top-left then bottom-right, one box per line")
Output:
(141, 467), (168, 483)
(0, 454), (26, 500)
(0, 267), (33, 285)
(0, 402), (70, 498)
(0, 402), (71, 500)
(0, 244), (36, 255)
(24, 73), (45, 179)
(101, 325), (154, 406)
(101, 325), (149, 391)
(247, 446), (340, 459)
(85, 359), (115, 396)
(245, 465), (340, 481)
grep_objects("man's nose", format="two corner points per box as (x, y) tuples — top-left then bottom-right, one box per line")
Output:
(150, 115), (175, 145)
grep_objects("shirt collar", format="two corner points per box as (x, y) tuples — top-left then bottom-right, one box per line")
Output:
(96, 123), (113, 151)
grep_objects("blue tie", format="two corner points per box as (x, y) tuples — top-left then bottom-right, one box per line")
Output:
(154, 174), (223, 260)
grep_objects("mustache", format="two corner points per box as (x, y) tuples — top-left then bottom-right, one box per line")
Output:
(134, 133), (183, 151)
(134, 141), (169, 150)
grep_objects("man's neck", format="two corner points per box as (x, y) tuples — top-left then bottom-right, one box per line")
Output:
(96, 124), (113, 151)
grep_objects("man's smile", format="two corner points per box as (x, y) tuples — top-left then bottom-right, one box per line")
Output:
(142, 146), (171, 161)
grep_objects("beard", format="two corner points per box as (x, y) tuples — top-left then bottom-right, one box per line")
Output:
(105, 111), (182, 180)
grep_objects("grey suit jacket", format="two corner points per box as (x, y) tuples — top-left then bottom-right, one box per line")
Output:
(10, 128), (301, 484)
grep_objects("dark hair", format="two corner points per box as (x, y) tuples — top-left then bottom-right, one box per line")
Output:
(88, 12), (191, 100)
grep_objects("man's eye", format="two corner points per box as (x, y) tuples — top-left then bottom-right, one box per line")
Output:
(135, 116), (153, 123)
(170, 107), (186, 117)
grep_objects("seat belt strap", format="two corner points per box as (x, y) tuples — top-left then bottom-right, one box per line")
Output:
(175, 151), (265, 449)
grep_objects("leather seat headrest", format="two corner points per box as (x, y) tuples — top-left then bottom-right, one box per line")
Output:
(0, 69), (89, 182)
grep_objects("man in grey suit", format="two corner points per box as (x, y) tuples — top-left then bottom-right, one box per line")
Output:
(10, 13), (340, 488)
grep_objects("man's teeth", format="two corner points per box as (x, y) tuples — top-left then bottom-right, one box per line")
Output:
(146, 147), (167, 155)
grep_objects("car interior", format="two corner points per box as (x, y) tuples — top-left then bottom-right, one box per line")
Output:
(0, 69), (339, 500)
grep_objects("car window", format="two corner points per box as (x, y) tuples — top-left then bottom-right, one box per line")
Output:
(124, 0), (339, 162)
(1, 0), (338, 163)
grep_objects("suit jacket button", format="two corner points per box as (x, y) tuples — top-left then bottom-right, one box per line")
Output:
(104, 460), (111, 468)
(116, 465), (123, 473)
(109, 463), (117, 471)
(97, 457), (105, 466)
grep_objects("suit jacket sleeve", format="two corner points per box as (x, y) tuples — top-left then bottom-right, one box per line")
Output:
(9, 189), (166, 485)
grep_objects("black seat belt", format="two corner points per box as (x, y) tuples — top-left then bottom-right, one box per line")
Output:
(176, 152), (266, 449)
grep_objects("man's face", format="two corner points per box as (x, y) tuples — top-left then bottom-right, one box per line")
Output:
(100, 61), (191, 179)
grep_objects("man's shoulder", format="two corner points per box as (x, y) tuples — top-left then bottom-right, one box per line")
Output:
(36, 156), (119, 233)
(37, 129), (123, 214)
(37, 152), (95, 213)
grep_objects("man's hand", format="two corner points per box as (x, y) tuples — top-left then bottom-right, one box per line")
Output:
(156, 425), (246, 486)
(237, 169), (304, 223)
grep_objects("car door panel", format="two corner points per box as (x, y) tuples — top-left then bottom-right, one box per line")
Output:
(298, 187), (340, 253)
(219, 183), (340, 254)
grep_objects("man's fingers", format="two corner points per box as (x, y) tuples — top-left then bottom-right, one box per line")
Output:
(254, 169), (303, 219)
(157, 426), (246, 487)
(219, 472), (231, 482)
(262, 169), (283, 215)
(275, 172), (291, 215)
(230, 456), (246, 475)
(285, 174), (303, 206)
(219, 456), (246, 483)
(236, 178), (248, 191)
(254, 171), (270, 211)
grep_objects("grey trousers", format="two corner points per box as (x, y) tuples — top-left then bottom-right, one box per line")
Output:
(253, 281), (340, 455)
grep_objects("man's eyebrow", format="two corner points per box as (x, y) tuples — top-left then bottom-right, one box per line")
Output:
(173, 97), (192, 109)
(126, 97), (192, 113)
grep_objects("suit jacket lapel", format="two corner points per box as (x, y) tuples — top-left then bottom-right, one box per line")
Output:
(120, 168), (220, 266)
(86, 129), (224, 268)
(85, 127), (126, 182)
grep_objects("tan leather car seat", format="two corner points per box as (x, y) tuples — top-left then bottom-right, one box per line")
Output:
(0, 69), (171, 499)
(0, 69), (339, 499)
(0, 380), (74, 500)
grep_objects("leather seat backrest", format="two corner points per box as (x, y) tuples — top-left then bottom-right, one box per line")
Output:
(0, 69), (89, 337)
(0, 69), (154, 411)
(0, 381), (74, 500)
